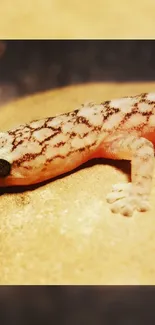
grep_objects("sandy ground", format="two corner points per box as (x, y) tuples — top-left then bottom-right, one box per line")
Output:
(1, 0), (155, 38)
(1, 82), (155, 284)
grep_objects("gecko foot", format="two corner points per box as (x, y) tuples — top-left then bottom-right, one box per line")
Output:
(106, 182), (150, 217)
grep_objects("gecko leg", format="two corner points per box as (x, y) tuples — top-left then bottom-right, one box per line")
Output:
(105, 135), (154, 216)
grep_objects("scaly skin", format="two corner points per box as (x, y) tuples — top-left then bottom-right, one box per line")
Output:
(0, 92), (155, 216)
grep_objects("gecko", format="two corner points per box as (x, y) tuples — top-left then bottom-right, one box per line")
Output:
(0, 92), (155, 217)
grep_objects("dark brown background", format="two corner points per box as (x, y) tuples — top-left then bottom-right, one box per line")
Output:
(1, 40), (155, 106)
(0, 286), (155, 324)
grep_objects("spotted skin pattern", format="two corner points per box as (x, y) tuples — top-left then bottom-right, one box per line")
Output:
(1, 92), (155, 216)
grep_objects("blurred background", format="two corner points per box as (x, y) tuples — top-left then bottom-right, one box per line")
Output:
(1, 40), (155, 106)
(1, 0), (155, 39)
(0, 286), (155, 324)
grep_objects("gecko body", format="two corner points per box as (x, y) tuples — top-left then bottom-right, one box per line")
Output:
(0, 92), (155, 216)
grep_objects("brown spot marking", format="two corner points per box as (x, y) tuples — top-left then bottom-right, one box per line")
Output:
(10, 119), (66, 151)
(38, 127), (62, 145)
(75, 116), (92, 127)
(46, 154), (65, 163)
(72, 109), (79, 115)
(116, 103), (147, 130)
(54, 141), (66, 148)
(12, 138), (26, 151)
(73, 115), (102, 133)
(45, 140), (97, 163)
(100, 101), (121, 121)
(80, 132), (89, 138)
(13, 152), (42, 167)
(69, 132), (77, 139)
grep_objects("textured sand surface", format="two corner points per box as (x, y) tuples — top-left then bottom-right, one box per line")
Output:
(1, 0), (155, 38)
(1, 82), (155, 284)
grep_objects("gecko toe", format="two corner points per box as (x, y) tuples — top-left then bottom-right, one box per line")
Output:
(110, 198), (135, 217)
(112, 182), (132, 193)
(107, 182), (132, 203)
(106, 191), (126, 203)
(137, 198), (150, 212)
(106, 182), (150, 216)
